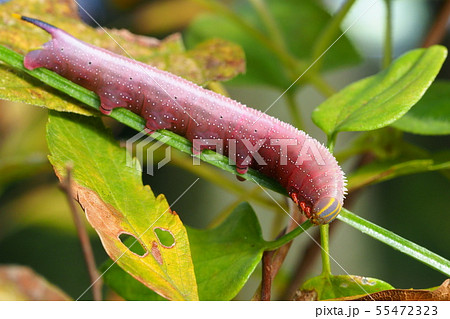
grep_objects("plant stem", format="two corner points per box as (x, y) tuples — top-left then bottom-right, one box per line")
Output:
(279, 227), (321, 300)
(254, 204), (305, 300)
(248, 0), (287, 52)
(318, 135), (339, 277)
(60, 166), (102, 301)
(422, 0), (450, 47)
(382, 0), (392, 69)
(285, 92), (303, 129)
(320, 224), (331, 276)
(338, 208), (450, 276)
(327, 133), (336, 153)
(264, 220), (313, 251)
(261, 250), (274, 301)
(308, 73), (337, 97)
(312, 0), (358, 65)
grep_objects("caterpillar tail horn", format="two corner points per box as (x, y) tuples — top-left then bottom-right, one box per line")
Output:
(16, 15), (59, 36)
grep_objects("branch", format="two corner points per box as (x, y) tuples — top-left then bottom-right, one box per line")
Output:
(60, 166), (102, 301)
(261, 250), (274, 301)
(422, 0), (450, 47)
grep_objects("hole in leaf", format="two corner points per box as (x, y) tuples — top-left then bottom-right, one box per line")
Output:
(118, 232), (148, 257)
(153, 227), (175, 248)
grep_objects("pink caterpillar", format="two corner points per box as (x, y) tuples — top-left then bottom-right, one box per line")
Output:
(21, 16), (346, 224)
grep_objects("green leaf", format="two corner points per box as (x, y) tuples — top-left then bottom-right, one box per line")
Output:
(187, 202), (266, 300)
(337, 209), (450, 277)
(101, 256), (167, 301)
(312, 46), (448, 137)
(301, 274), (394, 300)
(391, 80), (450, 135)
(0, 0), (244, 113)
(103, 203), (267, 301)
(347, 155), (450, 192)
(46, 111), (198, 301)
(186, 0), (360, 88)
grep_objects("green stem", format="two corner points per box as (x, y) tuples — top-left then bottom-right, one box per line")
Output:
(248, 0), (287, 52)
(382, 0), (393, 68)
(327, 133), (337, 153)
(319, 133), (338, 277)
(338, 208), (450, 276)
(312, 0), (358, 67)
(264, 220), (313, 251)
(320, 224), (331, 276)
(285, 92), (303, 129)
(308, 73), (337, 97)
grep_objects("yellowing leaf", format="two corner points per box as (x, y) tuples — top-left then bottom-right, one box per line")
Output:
(0, 265), (71, 301)
(300, 274), (393, 300)
(46, 111), (198, 300)
(0, 0), (244, 114)
(338, 279), (450, 301)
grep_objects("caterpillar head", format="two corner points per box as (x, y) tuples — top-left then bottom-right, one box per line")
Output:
(311, 197), (341, 224)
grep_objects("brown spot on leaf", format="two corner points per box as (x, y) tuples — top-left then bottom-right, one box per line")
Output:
(293, 289), (318, 301)
(53, 169), (127, 261)
(151, 241), (163, 265)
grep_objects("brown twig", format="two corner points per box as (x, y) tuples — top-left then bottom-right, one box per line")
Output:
(60, 166), (102, 301)
(422, 0), (450, 48)
(255, 202), (306, 300)
(261, 250), (274, 301)
(269, 203), (306, 277)
(280, 225), (329, 300)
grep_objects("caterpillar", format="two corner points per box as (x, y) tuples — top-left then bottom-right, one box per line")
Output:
(20, 16), (346, 224)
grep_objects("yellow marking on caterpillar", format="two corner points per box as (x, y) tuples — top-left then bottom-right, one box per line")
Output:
(317, 197), (335, 215)
(322, 201), (341, 219)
